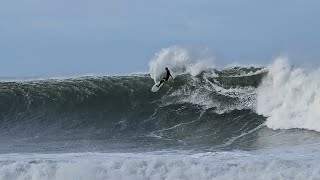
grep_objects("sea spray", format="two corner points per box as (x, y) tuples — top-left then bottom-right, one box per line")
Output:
(148, 46), (215, 82)
(256, 57), (320, 131)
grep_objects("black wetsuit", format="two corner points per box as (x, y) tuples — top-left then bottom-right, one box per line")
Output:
(164, 69), (172, 81)
(157, 68), (173, 87)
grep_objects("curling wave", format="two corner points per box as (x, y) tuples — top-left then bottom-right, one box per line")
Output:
(1, 58), (320, 153)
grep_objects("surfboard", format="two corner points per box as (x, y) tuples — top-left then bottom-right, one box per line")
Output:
(151, 81), (164, 92)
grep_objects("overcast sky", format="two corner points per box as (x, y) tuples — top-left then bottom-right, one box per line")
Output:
(1, 0), (320, 77)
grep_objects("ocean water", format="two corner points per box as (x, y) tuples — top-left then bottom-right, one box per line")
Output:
(1, 53), (320, 179)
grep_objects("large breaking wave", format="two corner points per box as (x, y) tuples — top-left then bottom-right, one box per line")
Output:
(1, 47), (320, 153)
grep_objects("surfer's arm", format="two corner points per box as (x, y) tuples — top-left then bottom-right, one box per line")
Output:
(169, 74), (174, 80)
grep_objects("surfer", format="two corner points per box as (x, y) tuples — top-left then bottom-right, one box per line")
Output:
(156, 67), (174, 87)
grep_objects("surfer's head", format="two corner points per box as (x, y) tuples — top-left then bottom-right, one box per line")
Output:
(165, 67), (168, 71)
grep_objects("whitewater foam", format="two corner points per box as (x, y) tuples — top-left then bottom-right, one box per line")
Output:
(257, 57), (320, 131)
(1, 149), (320, 180)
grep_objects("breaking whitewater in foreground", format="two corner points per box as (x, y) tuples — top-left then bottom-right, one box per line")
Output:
(1, 48), (320, 179)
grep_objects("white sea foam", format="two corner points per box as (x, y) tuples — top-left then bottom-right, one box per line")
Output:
(227, 68), (268, 77)
(1, 149), (320, 180)
(256, 57), (320, 131)
(148, 46), (215, 82)
(163, 75), (257, 114)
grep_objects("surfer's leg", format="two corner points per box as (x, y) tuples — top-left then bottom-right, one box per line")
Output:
(156, 79), (165, 87)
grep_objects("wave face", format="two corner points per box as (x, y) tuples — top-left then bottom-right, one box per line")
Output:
(1, 64), (320, 153)
(0, 67), (267, 152)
